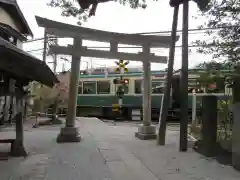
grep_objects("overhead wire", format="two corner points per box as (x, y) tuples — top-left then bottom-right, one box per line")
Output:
(135, 25), (240, 35)
(25, 25), (239, 54)
(24, 24), (240, 43)
(24, 43), (220, 53)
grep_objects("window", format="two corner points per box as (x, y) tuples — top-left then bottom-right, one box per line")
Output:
(78, 82), (83, 94)
(134, 80), (142, 94)
(115, 84), (129, 94)
(83, 81), (96, 94)
(152, 81), (164, 94)
(188, 79), (197, 87)
(97, 81), (110, 94)
(123, 84), (129, 94)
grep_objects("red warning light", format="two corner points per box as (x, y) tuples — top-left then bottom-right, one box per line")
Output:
(119, 79), (129, 84)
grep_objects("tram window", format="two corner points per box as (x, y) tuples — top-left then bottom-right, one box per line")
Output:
(78, 82), (83, 94)
(124, 84), (129, 94)
(152, 81), (164, 94)
(188, 79), (197, 87)
(97, 81), (110, 94)
(135, 80), (142, 94)
(83, 81), (96, 94)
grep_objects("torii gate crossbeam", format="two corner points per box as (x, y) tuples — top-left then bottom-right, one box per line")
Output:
(35, 16), (179, 142)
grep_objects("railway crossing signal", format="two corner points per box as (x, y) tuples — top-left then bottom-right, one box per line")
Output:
(113, 78), (129, 85)
(112, 59), (129, 113)
(115, 60), (129, 73)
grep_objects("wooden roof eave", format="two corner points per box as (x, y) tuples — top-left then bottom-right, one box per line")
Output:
(0, 38), (59, 87)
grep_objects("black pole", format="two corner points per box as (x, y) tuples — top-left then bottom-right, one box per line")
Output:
(179, 0), (189, 151)
(157, 6), (179, 145)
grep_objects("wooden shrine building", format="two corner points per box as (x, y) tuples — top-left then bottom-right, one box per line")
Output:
(0, 0), (58, 156)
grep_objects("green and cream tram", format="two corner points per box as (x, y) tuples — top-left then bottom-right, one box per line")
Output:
(76, 69), (231, 121)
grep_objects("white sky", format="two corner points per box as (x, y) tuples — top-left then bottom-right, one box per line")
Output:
(18, 0), (213, 72)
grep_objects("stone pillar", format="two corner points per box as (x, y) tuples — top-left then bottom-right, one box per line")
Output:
(57, 38), (82, 143)
(200, 96), (218, 157)
(232, 75), (240, 170)
(11, 96), (27, 157)
(232, 103), (240, 170)
(135, 44), (156, 140)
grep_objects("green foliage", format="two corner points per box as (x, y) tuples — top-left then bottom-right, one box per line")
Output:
(194, 61), (233, 93)
(194, 0), (240, 64)
(217, 100), (233, 141)
(48, 0), (148, 25)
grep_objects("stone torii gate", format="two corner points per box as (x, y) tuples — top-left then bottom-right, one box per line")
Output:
(35, 16), (178, 142)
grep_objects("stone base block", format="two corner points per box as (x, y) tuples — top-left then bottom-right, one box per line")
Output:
(232, 153), (240, 171)
(135, 124), (156, 140)
(10, 141), (28, 157)
(57, 127), (81, 143)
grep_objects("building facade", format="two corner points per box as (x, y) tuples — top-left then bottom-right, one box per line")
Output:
(0, 0), (33, 124)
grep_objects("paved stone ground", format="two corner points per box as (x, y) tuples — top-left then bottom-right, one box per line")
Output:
(0, 117), (239, 180)
(81, 119), (240, 180)
(0, 118), (112, 180)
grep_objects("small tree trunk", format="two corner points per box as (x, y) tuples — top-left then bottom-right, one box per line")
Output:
(3, 96), (9, 123)
(51, 98), (58, 123)
(8, 95), (14, 125)
(23, 99), (28, 122)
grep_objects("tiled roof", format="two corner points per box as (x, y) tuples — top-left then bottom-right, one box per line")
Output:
(0, 37), (59, 87)
(0, 0), (33, 37)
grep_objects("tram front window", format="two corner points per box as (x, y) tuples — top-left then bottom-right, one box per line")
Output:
(152, 81), (164, 94)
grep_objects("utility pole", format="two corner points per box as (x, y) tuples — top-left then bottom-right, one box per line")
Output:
(157, 5), (179, 145)
(42, 30), (48, 63)
(39, 29), (48, 116)
(179, 0), (189, 152)
(48, 35), (58, 73)
(62, 62), (66, 72)
(53, 54), (57, 73)
(50, 37), (59, 122)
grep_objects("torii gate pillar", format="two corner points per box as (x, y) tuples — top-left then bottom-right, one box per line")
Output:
(57, 38), (82, 143)
(135, 44), (156, 140)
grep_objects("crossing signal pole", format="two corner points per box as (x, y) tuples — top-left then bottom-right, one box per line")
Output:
(112, 60), (129, 113)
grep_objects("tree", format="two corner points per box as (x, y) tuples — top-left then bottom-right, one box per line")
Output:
(32, 79), (69, 114)
(48, 0), (147, 25)
(194, 0), (240, 65)
(193, 61), (232, 93)
(194, 61), (231, 70)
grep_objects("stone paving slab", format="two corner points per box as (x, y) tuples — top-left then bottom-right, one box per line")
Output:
(100, 149), (122, 162)
(107, 160), (137, 180)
